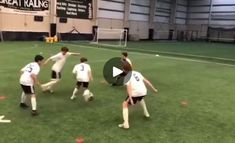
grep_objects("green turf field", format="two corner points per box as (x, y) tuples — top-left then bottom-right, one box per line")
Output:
(0, 41), (235, 143)
(85, 41), (235, 64)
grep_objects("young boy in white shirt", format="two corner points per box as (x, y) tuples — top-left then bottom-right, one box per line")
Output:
(41, 47), (80, 93)
(119, 61), (158, 129)
(70, 57), (93, 101)
(19, 55), (44, 116)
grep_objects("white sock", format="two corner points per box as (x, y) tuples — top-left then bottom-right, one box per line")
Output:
(123, 108), (129, 128)
(71, 88), (78, 99)
(140, 99), (150, 117)
(31, 96), (37, 111)
(21, 92), (26, 103)
(42, 80), (58, 90)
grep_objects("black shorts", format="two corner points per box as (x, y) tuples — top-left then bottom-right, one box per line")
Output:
(76, 81), (89, 88)
(51, 70), (61, 79)
(20, 84), (35, 94)
(120, 72), (127, 76)
(125, 96), (145, 105)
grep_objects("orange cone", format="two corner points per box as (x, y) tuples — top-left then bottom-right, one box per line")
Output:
(180, 100), (188, 107)
(76, 137), (84, 143)
(0, 96), (6, 101)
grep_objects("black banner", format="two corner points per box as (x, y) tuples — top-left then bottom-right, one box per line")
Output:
(0, 0), (49, 14)
(57, 0), (93, 19)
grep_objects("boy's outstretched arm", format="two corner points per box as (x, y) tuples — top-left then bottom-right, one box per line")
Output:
(143, 77), (158, 93)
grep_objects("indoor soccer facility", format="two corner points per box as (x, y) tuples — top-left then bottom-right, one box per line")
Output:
(0, 0), (235, 143)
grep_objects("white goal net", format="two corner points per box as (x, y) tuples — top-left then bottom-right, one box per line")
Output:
(92, 28), (128, 47)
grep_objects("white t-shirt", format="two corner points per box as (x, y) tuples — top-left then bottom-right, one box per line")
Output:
(20, 62), (40, 86)
(72, 63), (91, 82)
(50, 52), (72, 72)
(125, 71), (147, 97)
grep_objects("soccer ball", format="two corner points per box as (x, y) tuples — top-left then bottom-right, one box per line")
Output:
(83, 89), (94, 102)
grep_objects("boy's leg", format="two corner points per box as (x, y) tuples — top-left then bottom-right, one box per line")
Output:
(41, 79), (59, 92)
(82, 82), (94, 102)
(71, 87), (79, 100)
(119, 101), (130, 129)
(31, 94), (39, 116)
(41, 71), (61, 92)
(82, 82), (89, 96)
(139, 99), (150, 117)
(71, 82), (81, 100)
(20, 92), (26, 103)
(20, 92), (29, 108)
(20, 85), (30, 108)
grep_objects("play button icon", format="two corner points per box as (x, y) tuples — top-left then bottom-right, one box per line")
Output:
(103, 57), (132, 86)
(113, 67), (123, 77)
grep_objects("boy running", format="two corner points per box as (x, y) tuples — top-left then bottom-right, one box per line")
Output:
(41, 47), (80, 93)
(70, 57), (93, 101)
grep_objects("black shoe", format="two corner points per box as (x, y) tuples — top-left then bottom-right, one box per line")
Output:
(88, 96), (94, 101)
(111, 83), (117, 86)
(31, 110), (39, 116)
(20, 103), (29, 109)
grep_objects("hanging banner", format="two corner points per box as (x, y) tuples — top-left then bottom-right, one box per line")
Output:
(0, 0), (49, 15)
(57, 0), (93, 19)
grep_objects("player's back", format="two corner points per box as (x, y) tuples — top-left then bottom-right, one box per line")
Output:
(73, 63), (91, 82)
(51, 52), (71, 72)
(125, 71), (147, 97)
(126, 58), (132, 67)
(20, 62), (40, 86)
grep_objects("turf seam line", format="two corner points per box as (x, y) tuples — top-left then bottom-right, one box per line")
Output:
(57, 42), (235, 68)
(69, 42), (235, 65)
(61, 41), (235, 61)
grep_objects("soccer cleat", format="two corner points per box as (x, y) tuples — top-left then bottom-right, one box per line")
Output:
(144, 113), (150, 118)
(111, 83), (117, 86)
(31, 110), (39, 116)
(49, 90), (54, 94)
(42, 88), (54, 94)
(118, 123), (129, 129)
(118, 124), (124, 128)
(88, 96), (94, 101)
(41, 85), (54, 94)
(70, 95), (76, 100)
(20, 103), (29, 109)
(41, 84), (47, 92)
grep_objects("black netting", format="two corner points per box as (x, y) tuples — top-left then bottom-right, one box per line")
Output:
(208, 26), (235, 43)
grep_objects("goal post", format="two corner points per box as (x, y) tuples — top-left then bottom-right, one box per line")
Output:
(207, 26), (235, 43)
(92, 28), (128, 47)
(0, 31), (3, 42)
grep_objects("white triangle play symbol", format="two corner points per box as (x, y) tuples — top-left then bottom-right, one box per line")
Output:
(113, 67), (123, 77)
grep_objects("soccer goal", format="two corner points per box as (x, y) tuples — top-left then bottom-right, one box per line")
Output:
(0, 31), (3, 42)
(92, 28), (128, 47)
(208, 26), (235, 43)
(154, 30), (177, 40)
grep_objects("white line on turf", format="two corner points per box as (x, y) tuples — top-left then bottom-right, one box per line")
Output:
(159, 56), (235, 67)
(57, 42), (235, 68)
(0, 115), (11, 123)
(81, 42), (235, 62)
